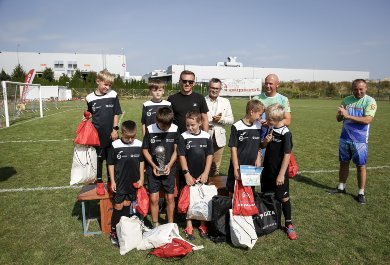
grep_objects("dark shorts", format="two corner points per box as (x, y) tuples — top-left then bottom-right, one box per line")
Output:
(261, 176), (289, 202)
(147, 168), (176, 194)
(113, 193), (136, 204)
(95, 146), (109, 160)
(226, 164), (236, 193)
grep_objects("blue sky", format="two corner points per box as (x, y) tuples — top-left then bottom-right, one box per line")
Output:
(0, 0), (389, 79)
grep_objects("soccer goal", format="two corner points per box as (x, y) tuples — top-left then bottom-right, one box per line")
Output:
(1, 81), (43, 128)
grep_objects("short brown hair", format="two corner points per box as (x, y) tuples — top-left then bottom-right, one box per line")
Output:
(148, 79), (165, 90)
(352, 79), (366, 89)
(97, 69), (114, 83)
(185, 110), (201, 123)
(180, 70), (195, 80)
(246, 99), (264, 114)
(121, 120), (137, 132)
(156, 107), (174, 126)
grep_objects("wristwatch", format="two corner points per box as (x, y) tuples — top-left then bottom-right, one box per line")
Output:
(113, 126), (119, 131)
(182, 169), (189, 175)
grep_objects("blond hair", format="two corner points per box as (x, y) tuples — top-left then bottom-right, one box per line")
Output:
(97, 69), (114, 83)
(186, 110), (201, 123)
(266, 103), (285, 122)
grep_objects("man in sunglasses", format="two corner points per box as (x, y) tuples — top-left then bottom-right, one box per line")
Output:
(168, 70), (209, 134)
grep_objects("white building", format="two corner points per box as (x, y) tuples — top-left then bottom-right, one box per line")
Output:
(144, 57), (369, 84)
(0, 51), (127, 80)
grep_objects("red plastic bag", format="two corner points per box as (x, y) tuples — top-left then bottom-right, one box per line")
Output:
(178, 185), (190, 214)
(74, 111), (100, 146)
(133, 183), (149, 217)
(149, 238), (193, 259)
(233, 180), (259, 216)
(288, 153), (298, 178)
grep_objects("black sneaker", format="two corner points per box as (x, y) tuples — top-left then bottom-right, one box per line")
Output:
(357, 194), (367, 204)
(110, 232), (119, 247)
(327, 188), (346, 194)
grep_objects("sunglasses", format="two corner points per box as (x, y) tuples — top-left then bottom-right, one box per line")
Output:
(181, 79), (195, 85)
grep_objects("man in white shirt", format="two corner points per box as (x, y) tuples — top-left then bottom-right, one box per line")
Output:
(205, 78), (234, 176)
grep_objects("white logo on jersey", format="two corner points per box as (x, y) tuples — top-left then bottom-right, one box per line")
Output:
(151, 136), (158, 143)
(92, 103), (98, 112)
(147, 108), (153, 117)
(117, 151), (123, 159)
(186, 141), (192, 149)
(252, 136), (260, 140)
(193, 103), (198, 107)
(105, 104), (114, 108)
(239, 132), (248, 141)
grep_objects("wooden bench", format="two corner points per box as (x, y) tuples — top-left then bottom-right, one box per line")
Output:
(77, 184), (113, 236)
(209, 175), (228, 196)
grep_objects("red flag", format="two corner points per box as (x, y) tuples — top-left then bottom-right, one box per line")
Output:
(21, 69), (36, 102)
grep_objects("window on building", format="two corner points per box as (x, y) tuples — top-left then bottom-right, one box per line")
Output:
(54, 61), (64, 69)
(68, 61), (77, 69)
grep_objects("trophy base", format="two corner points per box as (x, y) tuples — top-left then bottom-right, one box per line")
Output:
(157, 169), (165, 175)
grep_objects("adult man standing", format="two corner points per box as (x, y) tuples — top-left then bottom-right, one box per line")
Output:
(168, 70), (209, 133)
(205, 78), (234, 176)
(254, 74), (291, 127)
(328, 79), (377, 204)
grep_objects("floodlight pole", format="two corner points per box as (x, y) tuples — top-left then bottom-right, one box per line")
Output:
(1, 81), (10, 127)
(39, 85), (43, 118)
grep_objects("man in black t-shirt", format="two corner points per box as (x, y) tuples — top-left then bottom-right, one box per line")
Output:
(168, 70), (209, 133)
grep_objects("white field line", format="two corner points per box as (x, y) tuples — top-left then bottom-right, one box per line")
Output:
(0, 139), (72, 144)
(0, 108), (80, 129)
(1, 165), (389, 193)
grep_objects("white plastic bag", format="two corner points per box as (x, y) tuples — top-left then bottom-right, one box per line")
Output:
(187, 184), (218, 221)
(116, 215), (143, 255)
(70, 145), (97, 185)
(229, 209), (258, 249)
(137, 223), (183, 250)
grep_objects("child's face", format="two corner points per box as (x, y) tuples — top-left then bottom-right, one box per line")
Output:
(157, 122), (170, 132)
(186, 118), (200, 134)
(266, 116), (276, 127)
(121, 129), (136, 144)
(249, 109), (263, 122)
(96, 79), (112, 94)
(150, 87), (164, 101)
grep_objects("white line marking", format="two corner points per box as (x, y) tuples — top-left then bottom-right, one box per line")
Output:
(0, 166), (389, 193)
(118, 110), (126, 124)
(0, 139), (72, 144)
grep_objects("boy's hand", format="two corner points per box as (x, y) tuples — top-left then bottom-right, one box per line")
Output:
(276, 174), (285, 186)
(163, 164), (171, 176)
(111, 181), (117, 192)
(185, 174), (196, 186)
(255, 157), (262, 167)
(111, 130), (119, 140)
(198, 173), (208, 184)
(153, 166), (161, 176)
(264, 129), (273, 144)
(260, 119), (268, 127)
(137, 179), (144, 188)
(234, 167), (241, 180)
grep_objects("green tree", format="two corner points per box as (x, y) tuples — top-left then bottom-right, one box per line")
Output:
(58, 74), (71, 86)
(42, 67), (55, 83)
(113, 74), (125, 89)
(11, 64), (26, 82)
(0, 69), (11, 82)
(86, 71), (97, 88)
(70, 69), (85, 88)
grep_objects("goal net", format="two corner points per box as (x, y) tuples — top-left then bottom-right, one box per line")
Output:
(1, 81), (43, 128)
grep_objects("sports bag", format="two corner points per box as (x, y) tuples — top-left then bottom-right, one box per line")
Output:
(178, 185), (190, 214)
(187, 184), (218, 221)
(208, 195), (232, 243)
(149, 238), (193, 259)
(288, 153), (298, 178)
(69, 145), (97, 185)
(134, 184), (149, 217)
(137, 223), (182, 250)
(74, 111), (100, 146)
(252, 192), (281, 237)
(232, 180), (258, 216)
(229, 209), (258, 249)
(116, 215), (144, 255)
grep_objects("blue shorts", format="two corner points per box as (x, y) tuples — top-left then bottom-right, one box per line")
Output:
(339, 139), (368, 166)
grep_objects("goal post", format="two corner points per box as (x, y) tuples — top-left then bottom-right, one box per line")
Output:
(1, 81), (42, 128)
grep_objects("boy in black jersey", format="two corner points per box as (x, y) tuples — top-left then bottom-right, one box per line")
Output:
(86, 69), (122, 195)
(178, 111), (213, 240)
(107, 120), (144, 246)
(226, 99), (264, 194)
(141, 79), (171, 136)
(261, 103), (297, 240)
(142, 107), (179, 227)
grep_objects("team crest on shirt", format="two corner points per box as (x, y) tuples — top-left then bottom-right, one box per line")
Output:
(193, 103), (198, 107)
(239, 132), (248, 141)
(147, 108), (153, 116)
(92, 103), (101, 112)
(117, 151), (124, 159)
(186, 141), (193, 149)
(151, 136), (158, 143)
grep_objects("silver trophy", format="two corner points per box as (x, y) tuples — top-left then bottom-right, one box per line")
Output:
(155, 145), (166, 175)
